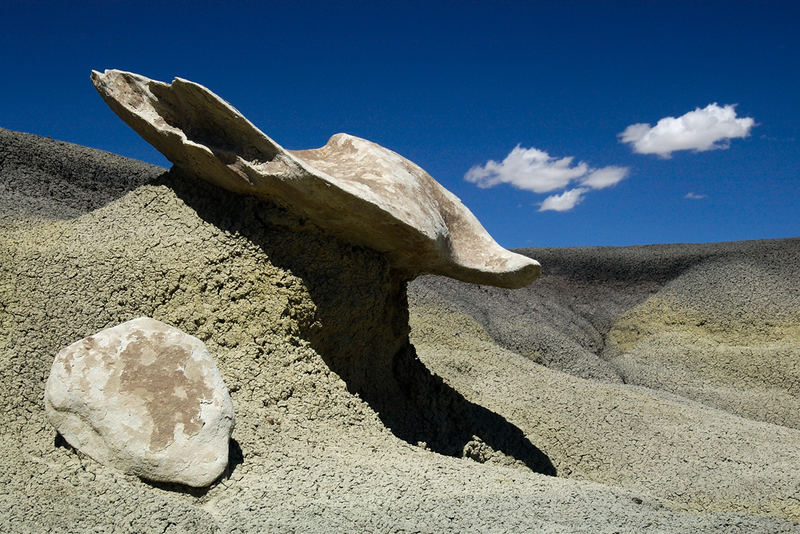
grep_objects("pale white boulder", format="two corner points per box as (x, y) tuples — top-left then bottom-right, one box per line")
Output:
(44, 317), (235, 487)
(91, 69), (540, 289)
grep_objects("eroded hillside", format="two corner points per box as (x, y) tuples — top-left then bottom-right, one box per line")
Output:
(2, 128), (799, 532)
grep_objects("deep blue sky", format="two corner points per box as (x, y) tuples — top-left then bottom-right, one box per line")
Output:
(2, 1), (798, 248)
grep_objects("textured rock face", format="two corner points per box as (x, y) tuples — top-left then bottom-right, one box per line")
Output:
(44, 317), (235, 487)
(90, 69), (539, 289)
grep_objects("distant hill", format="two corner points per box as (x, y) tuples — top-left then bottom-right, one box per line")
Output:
(410, 237), (800, 427)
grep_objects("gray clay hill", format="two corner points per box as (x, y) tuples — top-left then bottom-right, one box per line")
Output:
(2, 126), (800, 533)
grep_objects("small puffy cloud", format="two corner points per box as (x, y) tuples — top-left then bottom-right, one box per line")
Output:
(464, 145), (629, 215)
(465, 145), (628, 212)
(580, 166), (629, 189)
(539, 187), (588, 212)
(465, 145), (590, 193)
(619, 103), (755, 157)
(684, 192), (707, 199)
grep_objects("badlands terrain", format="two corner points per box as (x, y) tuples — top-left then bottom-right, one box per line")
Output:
(1, 127), (799, 532)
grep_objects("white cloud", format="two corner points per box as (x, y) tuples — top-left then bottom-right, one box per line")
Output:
(684, 192), (707, 199)
(465, 145), (628, 212)
(539, 188), (588, 212)
(465, 145), (590, 193)
(619, 103), (755, 157)
(580, 166), (629, 189)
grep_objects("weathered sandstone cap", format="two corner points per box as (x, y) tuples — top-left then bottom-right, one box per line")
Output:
(91, 69), (540, 288)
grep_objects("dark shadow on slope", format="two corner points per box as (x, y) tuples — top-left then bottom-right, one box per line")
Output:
(387, 343), (556, 475)
(165, 169), (556, 476)
(293, 266), (557, 476)
(54, 432), (75, 451)
(226, 438), (244, 475)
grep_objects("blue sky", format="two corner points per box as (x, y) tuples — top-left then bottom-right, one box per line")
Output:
(2, 1), (798, 248)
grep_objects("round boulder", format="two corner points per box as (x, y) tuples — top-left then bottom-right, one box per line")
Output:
(44, 317), (235, 487)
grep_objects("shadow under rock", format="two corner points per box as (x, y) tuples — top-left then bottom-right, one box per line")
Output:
(56, 432), (243, 496)
(165, 169), (556, 476)
(142, 439), (243, 496)
(140, 439), (244, 498)
(384, 343), (556, 475)
(54, 432), (73, 450)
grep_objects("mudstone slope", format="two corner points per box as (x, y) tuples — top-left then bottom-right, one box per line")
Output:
(1, 128), (799, 533)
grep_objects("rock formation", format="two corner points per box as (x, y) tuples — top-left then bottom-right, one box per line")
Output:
(44, 317), (235, 487)
(90, 69), (539, 289)
(2, 129), (799, 531)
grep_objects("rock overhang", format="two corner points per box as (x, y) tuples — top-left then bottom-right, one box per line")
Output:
(91, 69), (540, 289)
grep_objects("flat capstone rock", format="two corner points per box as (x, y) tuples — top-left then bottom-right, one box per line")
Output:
(91, 69), (540, 289)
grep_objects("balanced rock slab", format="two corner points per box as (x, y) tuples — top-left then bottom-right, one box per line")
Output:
(91, 69), (540, 289)
(44, 317), (235, 487)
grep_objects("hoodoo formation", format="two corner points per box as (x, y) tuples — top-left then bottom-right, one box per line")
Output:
(90, 69), (540, 289)
(0, 70), (798, 530)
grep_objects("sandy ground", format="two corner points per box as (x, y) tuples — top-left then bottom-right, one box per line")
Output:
(1, 127), (798, 532)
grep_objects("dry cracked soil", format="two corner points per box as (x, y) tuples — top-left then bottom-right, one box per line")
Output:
(1, 128), (799, 533)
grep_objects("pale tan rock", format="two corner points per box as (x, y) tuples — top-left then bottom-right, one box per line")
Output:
(91, 69), (540, 288)
(44, 317), (235, 487)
